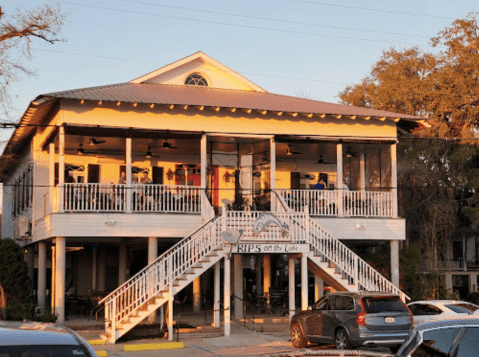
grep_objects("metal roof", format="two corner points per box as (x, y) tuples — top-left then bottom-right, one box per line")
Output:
(41, 82), (423, 122)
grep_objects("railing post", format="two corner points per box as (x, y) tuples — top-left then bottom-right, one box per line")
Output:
(355, 257), (359, 291)
(304, 205), (309, 244)
(111, 299), (116, 343)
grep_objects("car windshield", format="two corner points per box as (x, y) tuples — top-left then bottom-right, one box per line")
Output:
(446, 303), (479, 314)
(0, 345), (91, 357)
(361, 296), (408, 313)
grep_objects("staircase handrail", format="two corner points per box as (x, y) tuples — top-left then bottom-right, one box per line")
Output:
(272, 190), (292, 213)
(98, 217), (223, 329)
(307, 218), (409, 301)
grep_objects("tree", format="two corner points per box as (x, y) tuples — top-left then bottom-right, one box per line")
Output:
(0, 3), (66, 117)
(0, 238), (34, 320)
(338, 13), (479, 290)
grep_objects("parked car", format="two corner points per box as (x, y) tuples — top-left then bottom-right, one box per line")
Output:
(0, 321), (98, 357)
(289, 316), (479, 357)
(290, 292), (413, 351)
(396, 316), (479, 357)
(407, 300), (479, 324)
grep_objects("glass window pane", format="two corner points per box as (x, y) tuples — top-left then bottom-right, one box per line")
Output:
(411, 328), (462, 357)
(455, 327), (479, 357)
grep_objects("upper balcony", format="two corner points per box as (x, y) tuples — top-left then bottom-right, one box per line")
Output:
(42, 183), (393, 218)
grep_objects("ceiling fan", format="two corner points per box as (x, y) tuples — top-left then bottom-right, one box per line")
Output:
(76, 143), (123, 156)
(89, 137), (106, 145)
(317, 155), (335, 164)
(345, 147), (358, 158)
(286, 144), (302, 156)
(160, 139), (178, 150)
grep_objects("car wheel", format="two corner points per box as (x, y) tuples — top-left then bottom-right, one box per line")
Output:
(335, 328), (352, 350)
(291, 323), (307, 349)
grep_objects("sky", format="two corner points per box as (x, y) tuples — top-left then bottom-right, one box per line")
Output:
(2, 0), (478, 142)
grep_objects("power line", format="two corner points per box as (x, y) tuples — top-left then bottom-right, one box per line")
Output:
(287, 0), (455, 20)
(115, 0), (431, 39)
(60, 1), (432, 48)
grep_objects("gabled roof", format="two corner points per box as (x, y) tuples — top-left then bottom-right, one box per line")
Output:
(130, 51), (266, 92)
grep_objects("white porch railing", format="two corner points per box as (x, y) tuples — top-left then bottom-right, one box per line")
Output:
(276, 189), (393, 217)
(131, 184), (201, 213)
(307, 217), (407, 301)
(49, 183), (202, 213)
(224, 209), (307, 243)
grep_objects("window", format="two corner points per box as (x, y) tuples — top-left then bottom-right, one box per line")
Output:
(12, 164), (33, 218)
(411, 327), (462, 357)
(184, 74), (208, 86)
(454, 327), (479, 357)
(313, 296), (329, 310)
(336, 295), (355, 310)
(361, 296), (408, 313)
(409, 304), (442, 316)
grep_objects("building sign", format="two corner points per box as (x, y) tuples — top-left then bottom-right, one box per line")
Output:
(230, 243), (309, 254)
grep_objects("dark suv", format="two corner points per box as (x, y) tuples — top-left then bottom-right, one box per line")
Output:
(290, 291), (413, 350)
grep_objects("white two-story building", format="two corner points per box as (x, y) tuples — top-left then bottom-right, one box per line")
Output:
(0, 52), (428, 342)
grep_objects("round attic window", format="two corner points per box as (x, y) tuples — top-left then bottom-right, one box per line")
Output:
(185, 74), (208, 86)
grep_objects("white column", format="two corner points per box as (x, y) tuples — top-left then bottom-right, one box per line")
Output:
(193, 277), (201, 313)
(49, 143), (55, 210)
(263, 255), (271, 302)
(360, 153), (366, 193)
(270, 137), (276, 211)
(92, 246), (97, 291)
(168, 286), (174, 341)
(337, 143), (343, 217)
(125, 137), (132, 213)
(234, 254), (243, 319)
(390, 240), (400, 288)
(214, 262), (220, 328)
(51, 245), (55, 314)
(97, 246), (106, 292)
(58, 127), (65, 213)
(315, 276), (323, 302)
(391, 143), (398, 218)
(301, 253), (308, 310)
(38, 241), (47, 314)
(54, 237), (66, 322)
(201, 134), (207, 189)
(148, 237), (158, 323)
(224, 255), (231, 336)
(118, 244), (127, 285)
(288, 257), (295, 320)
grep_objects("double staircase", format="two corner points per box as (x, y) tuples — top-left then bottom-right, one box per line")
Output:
(98, 201), (408, 344)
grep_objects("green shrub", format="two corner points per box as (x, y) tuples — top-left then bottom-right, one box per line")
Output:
(0, 239), (34, 320)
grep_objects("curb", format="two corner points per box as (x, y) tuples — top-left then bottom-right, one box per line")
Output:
(123, 342), (185, 351)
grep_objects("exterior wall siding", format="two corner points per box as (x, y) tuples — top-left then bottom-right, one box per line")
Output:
(314, 217), (406, 241)
(1, 147), (34, 243)
(33, 213), (204, 240)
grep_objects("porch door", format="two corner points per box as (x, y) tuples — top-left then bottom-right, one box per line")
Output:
(291, 172), (300, 189)
(152, 167), (164, 184)
(88, 164), (100, 183)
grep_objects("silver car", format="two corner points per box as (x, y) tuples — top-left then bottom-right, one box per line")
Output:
(290, 292), (413, 351)
(0, 321), (98, 357)
(396, 316), (479, 357)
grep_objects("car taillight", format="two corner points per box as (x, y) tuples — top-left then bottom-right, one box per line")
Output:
(356, 311), (366, 325)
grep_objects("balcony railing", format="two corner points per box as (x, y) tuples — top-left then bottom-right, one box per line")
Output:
(44, 183), (202, 214)
(42, 185), (393, 218)
(276, 189), (393, 217)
